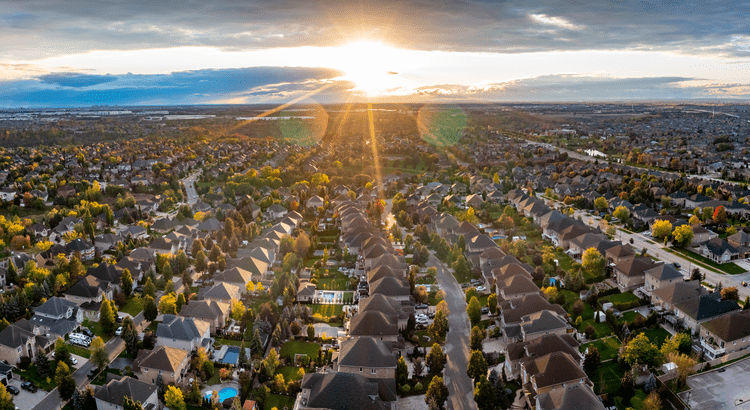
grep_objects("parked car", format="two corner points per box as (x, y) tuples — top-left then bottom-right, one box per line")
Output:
(5, 385), (18, 395)
(415, 304), (428, 310)
(115, 327), (123, 336)
(476, 286), (487, 292)
(481, 307), (490, 314)
(673, 262), (681, 269)
(71, 357), (78, 365)
(87, 368), (99, 379)
(21, 382), (37, 393)
(81, 328), (95, 338)
(460, 282), (471, 289)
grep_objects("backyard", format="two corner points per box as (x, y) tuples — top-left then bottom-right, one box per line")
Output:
(265, 393), (297, 410)
(315, 271), (352, 290)
(580, 336), (621, 362)
(120, 295), (143, 316)
(279, 341), (320, 361)
(311, 304), (343, 318)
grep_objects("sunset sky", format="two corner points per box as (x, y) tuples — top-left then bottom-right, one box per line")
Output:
(2, 0), (750, 106)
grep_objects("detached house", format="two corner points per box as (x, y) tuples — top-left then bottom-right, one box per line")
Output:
(134, 346), (190, 385)
(699, 309), (750, 360)
(155, 314), (212, 353)
(94, 376), (158, 410)
(700, 238), (741, 264)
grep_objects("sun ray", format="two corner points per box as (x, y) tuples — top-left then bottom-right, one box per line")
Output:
(367, 103), (384, 200)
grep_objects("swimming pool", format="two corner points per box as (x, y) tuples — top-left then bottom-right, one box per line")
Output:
(219, 346), (240, 365)
(205, 387), (238, 402)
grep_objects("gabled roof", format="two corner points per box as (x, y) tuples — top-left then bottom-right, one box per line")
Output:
(367, 265), (399, 283)
(338, 337), (397, 368)
(674, 294), (740, 321)
(652, 280), (706, 305)
(135, 346), (188, 372)
(301, 372), (388, 410)
(702, 309), (750, 343)
(214, 266), (253, 285)
(536, 383), (605, 410)
(201, 282), (240, 301)
(156, 315), (210, 341)
(33, 296), (77, 317)
(501, 294), (568, 324)
(701, 237), (739, 257)
(349, 310), (398, 337)
(179, 299), (230, 321)
(86, 262), (124, 284)
(645, 264), (683, 281)
(65, 276), (107, 299)
(94, 376), (157, 408)
(369, 276), (410, 298)
(521, 310), (569, 335)
(523, 351), (588, 390)
(615, 256), (660, 277)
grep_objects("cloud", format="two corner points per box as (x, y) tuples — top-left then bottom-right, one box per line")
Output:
(2, 0), (750, 59)
(0, 66), (346, 107)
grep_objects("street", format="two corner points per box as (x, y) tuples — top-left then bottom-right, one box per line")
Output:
(181, 171), (202, 206)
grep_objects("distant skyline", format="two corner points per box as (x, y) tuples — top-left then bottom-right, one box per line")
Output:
(1, 0), (750, 107)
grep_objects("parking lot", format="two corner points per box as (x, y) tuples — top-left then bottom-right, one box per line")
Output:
(679, 357), (750, 409)
(7, 377), (48, 409)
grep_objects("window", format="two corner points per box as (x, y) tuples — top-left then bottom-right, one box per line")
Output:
(359, 368), (362, 372)
(371, 369), (376, 374)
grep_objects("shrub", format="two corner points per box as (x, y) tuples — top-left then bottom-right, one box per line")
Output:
(414, 382), (423, 392)
(585, 325), (596, 338)
(401, 384), (411, 394)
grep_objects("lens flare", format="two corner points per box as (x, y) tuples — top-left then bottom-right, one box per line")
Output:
(416, 104), (467, 146)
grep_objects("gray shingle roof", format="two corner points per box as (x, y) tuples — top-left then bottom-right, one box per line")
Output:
(94, 376), (157, 407)
(338, 337), (397, 369)
(156, 315), (210, 341)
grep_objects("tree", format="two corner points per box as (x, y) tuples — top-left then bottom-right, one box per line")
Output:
(194, 250), (208, 273)
(90, 336), (110, 370)
(643, 391), (663, 410)
(428, 310), (449, 340)
(467, 350), (488, 382)
(689, 215), (701, 225)
(0, 386), (14, 410)
(250, 328), (263, 356)
(644, 373), (657, 393)
(613, 205), (630, 221)
(583, 346), (601, 376)
(470, 326), (484, 351)
(99, 297), (117, 335)
(142, 277), (156, 298)
(396, 356), (408, 386)
(727, 225), (738, 236)
(744, 296), (750, 311)
(307, 324), (315, 341)
(721, 286), (739, 301)
(690, 268), (702, 282)
(143, 295), (158, 321)
(620, 371), (635, 405)
(582, 248), (605, 276)
(467, 296), (482, 327)
(159, 292), (177, 314)
(413, 357), (425, 378)
(621, 332), (659, 366)
(120, 269), (133, 297)
(176, 293), (186, 313)
(651, 219), (673, 239)
(164, 385), (187, 410)
(667, 352), (697, 386)
(56, 361), (76, 400)
(673, 224), (694, 247)
(426, 343), (446, 374)
(121, 316), (139, 356)
(294, 232), (311, 258)
(473, 375), (495, 410)
(594, 197), (608, 210)
(452, 255), (471, 279)
(572, 299), (585, 319)
(123, 397), (144, 410)
(487, 293), (498, 315)
(230, 299), (246, 320)
(425, 376), (449, 410)
(54, 337), (72, 367)
(713, 206), (728, 224)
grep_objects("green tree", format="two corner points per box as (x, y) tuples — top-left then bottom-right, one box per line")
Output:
(294, 232), (311, 258)
(54, 337), (72, 367)
(620, 371), (635, 404)
(473, 375), (495, 410)
(594, 197), (608, 210)
(425, 376), (449, 410)
(426, 343), (446, 374)
(467, 296), (482, 327)
(121, 316), (139, 356)
(164, 386), (187, 410)
(176, 293), (186, 313)
(583, 346), (600, 376)
(55, 361), (76, 400)
(120, 268), (133, 297)
(143, 295), (158, 321)
(89, 336), (110, 370)
(613, 205), (630, 222)
(396, 356), (408, 386)
(99, 297), (117, 335)
(467, 350), (488, 382)
(428, 310), (449, 340)
(307, 324), (315, 341)
(487, 293), (498, 315)
(470, 326), (484, 351)
(713, 206), (728, 224)
(142, 276), (156, 298)
(673, 224), (694, 247)
(194, 250), (208, 273)
(651, 219), (673, 239)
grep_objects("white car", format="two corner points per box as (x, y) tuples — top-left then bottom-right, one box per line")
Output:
(476, 286), (487, 292)
(115, 327), (123, 336)
(71, 357), (78, 365)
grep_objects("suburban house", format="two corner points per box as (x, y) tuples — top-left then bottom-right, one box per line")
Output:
(673, 294), (740, 334)
(66, 238), (95, 260)
(334, 336), (397, 379)
(0, 320), (54, 365)
(505, 334), (581, 380)
(297, 281), (317, 303)
(297, 372), (396, 410)
(200, 282), (241, 304)
(63, 276), (114, 319)
(179, 300), (230, 333)
(614, 257), (661, 291)
(699, 309), (750, 360)
(536, 384), (605, 410)
(519, 310), (572, 343)
(30, 296), (83, 338)
(699, 238), (741, 264)
(651, 281), (707, 311)
(644, 264), (684, 292)
(94, 376), (158, 410)
(155, 314), (212, 353)
(134, 345), (190, 385)
(521, 351), (592, 409)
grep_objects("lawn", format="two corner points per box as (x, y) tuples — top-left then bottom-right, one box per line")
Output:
(640, 326), (672, 347)
(595, 360), (627, 396)
(215, 337), (245, 347)
(121, 295), (143, 316)
(279, 341), (320, 361)
(605, 292), (640, 305)
(82, 319), (113, 343)
(276, 365), (305, 382)
(580, 336), (621, 362)
(414, 329), (436, 347)
(315, 272), (351, 290)
(18, 365), (55, 391)
(667, 247), (746, 275)
(68, 344), (92, 358)
(580, 319), (614, 339)
(265, 394), (296, 410)
(311, 304), (343, 317)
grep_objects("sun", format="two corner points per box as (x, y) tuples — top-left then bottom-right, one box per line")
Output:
(329, 41), (412, 96)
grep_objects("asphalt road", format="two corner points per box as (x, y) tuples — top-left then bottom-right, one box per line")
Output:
(181, 171), (201, 206)
(429, 253), (477, 410)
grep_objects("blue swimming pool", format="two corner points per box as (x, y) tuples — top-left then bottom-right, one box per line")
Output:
(205, 387), (238, 401)
(219, 346), (240, 365)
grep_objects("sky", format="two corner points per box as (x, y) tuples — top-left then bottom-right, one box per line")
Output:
(1, 0), (750, 107)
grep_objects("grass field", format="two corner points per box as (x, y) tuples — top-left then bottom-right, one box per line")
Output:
(640, 326), (672, 347)
(121, 295), (143, 316)
(580, 319), (614, 339)
(276, 365), (305, 382)
(581, 336), (621, 362)
(68, 344), (92, 358)
(311, 304), (343, 317)
(315, 272), (351, 290)
(605, 292), (641, 305)
(82, 319), (112, 343)
(265, 394), (297, 410)
(279, 341), (320, 361)
(595, 360), (627, 396)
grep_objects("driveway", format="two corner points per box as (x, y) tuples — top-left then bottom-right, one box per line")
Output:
(679, 357), (750, 409)
(8, 378), (47, 409)
(429, 254), (477, 410)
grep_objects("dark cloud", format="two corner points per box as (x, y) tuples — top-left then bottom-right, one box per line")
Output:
(2, 0), (750, 58)
(39, 73), (118, 88)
